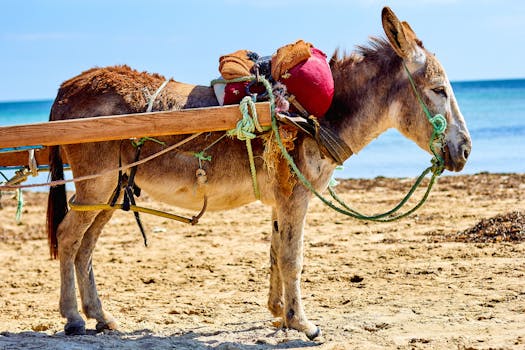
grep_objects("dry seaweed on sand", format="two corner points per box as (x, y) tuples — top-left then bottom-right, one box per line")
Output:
(446, 211), (524, 243)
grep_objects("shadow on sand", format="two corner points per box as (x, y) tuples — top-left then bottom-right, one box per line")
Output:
(0, 325), (323, 350)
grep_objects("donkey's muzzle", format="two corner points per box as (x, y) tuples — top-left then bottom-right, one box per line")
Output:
(445, 139), (471, 172)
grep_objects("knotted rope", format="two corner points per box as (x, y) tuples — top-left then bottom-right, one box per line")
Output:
(212, 76), (271, 201)
(227, 95), (266, 200)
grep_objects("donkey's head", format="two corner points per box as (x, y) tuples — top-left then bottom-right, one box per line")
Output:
(381, 7), (471, 172)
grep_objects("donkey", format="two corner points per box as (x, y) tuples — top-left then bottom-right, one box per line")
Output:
(46, 7), (471, 339)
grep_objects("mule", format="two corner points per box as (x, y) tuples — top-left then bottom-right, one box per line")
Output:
(46, 7), (471, 339)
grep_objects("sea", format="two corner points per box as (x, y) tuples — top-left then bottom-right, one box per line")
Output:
(0, 79), (524, 190)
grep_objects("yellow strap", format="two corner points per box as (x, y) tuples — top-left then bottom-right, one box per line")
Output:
(68, 194), (204, 225)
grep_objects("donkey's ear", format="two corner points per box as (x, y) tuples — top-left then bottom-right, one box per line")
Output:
(382, 7), (426, 66)
(401, 21), (417, 40)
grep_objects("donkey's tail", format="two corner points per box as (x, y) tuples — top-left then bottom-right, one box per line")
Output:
(46, 145), (68, 259)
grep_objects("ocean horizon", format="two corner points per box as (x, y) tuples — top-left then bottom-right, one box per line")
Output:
(0, 78), (524, 190)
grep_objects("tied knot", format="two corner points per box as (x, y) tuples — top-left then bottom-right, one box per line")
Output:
(431, 156), (445, 176)
(228, 95), (264, 141)
(429, 113), (447, 170)
(430, 113), (447, 135)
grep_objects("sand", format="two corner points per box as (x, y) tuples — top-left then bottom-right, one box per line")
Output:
(0, 173), (523, 349)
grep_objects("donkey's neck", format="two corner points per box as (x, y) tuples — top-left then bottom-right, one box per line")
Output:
(324, 49), (402, 155)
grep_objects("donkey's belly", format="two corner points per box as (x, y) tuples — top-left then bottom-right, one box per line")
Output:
(131, 139), (272, 211)
(137, 178), (260, 212)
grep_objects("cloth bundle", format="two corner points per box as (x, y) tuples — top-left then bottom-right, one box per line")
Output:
(213, 40), (334, 118)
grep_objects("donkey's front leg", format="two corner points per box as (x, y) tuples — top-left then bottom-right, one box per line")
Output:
(268, 208), (284, 317)
(275, 196), (321, 340)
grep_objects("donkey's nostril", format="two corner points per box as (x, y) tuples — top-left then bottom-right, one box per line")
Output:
(461, 144), (471, 160)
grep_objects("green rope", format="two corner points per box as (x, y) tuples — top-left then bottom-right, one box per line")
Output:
(213, 69), (445, 221)
(211, 76), (258, 87)
(403, 63), (446, 174)
(193, 151), (212, 169)
(328, 167), (438, 222)
(212, 75), (273, 201)
(227, 95), (262, 140)
(16, 188), (23, 224)
(192, 133), (229, 168)
(131, 137), (165, 148)
(244, 137), (259, 199)
(269, 98), (442, 222)
(0, 170), (26, 223)
(266, 66), (443, 221)
(227, 95), (266, 200)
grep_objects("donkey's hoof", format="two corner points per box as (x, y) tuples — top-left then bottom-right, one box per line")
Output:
(95, 320), (118, 333)
(305, 326), (322, 341)
(64, 320), (86, 336)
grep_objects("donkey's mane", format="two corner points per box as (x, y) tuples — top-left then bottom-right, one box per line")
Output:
(330, 37), (403, 72)
(324, 37), (404, 126)
(357, 36), (423, 61)
(357, 37), (398, 61)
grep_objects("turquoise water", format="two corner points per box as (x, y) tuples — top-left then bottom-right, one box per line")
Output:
(0, 99), (53, 126)
(1, 79), (524, 184)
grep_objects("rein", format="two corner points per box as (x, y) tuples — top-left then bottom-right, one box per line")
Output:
(210, 67), (446, 222)
(263, 64), (446, 222)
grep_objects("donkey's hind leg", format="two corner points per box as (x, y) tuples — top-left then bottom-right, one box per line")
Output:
(57, 154), (119, 335)
(57, 208), (103, 335)
(74, 209), (118, 333)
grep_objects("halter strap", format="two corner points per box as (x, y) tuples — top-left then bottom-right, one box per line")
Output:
(403, 63), (447, 175)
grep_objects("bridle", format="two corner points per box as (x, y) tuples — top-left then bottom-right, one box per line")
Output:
(403, 63), (447, 176)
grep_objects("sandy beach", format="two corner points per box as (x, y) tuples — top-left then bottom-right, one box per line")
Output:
(0, 173), (523, 349)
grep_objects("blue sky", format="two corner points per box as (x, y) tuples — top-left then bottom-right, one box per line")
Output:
(1, 0), (524, 101)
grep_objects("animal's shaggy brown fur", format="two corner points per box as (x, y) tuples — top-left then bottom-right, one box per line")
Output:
(56, 65), (168, 111)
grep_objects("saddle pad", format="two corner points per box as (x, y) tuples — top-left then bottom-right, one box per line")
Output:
(214, 41), (334, 118)
(277, 47), (334, 118)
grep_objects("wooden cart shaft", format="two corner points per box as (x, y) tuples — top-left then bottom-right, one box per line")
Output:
(0, 102), (271, 168)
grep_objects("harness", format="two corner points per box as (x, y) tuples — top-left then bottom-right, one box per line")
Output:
(0, 43), (352, 234)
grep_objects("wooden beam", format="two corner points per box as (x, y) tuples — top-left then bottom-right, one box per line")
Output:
(0, 102), (271, 149)
(0, 148), (59, 168)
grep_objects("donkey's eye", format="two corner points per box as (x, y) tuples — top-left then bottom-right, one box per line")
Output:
(431, 86), (447, 98)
